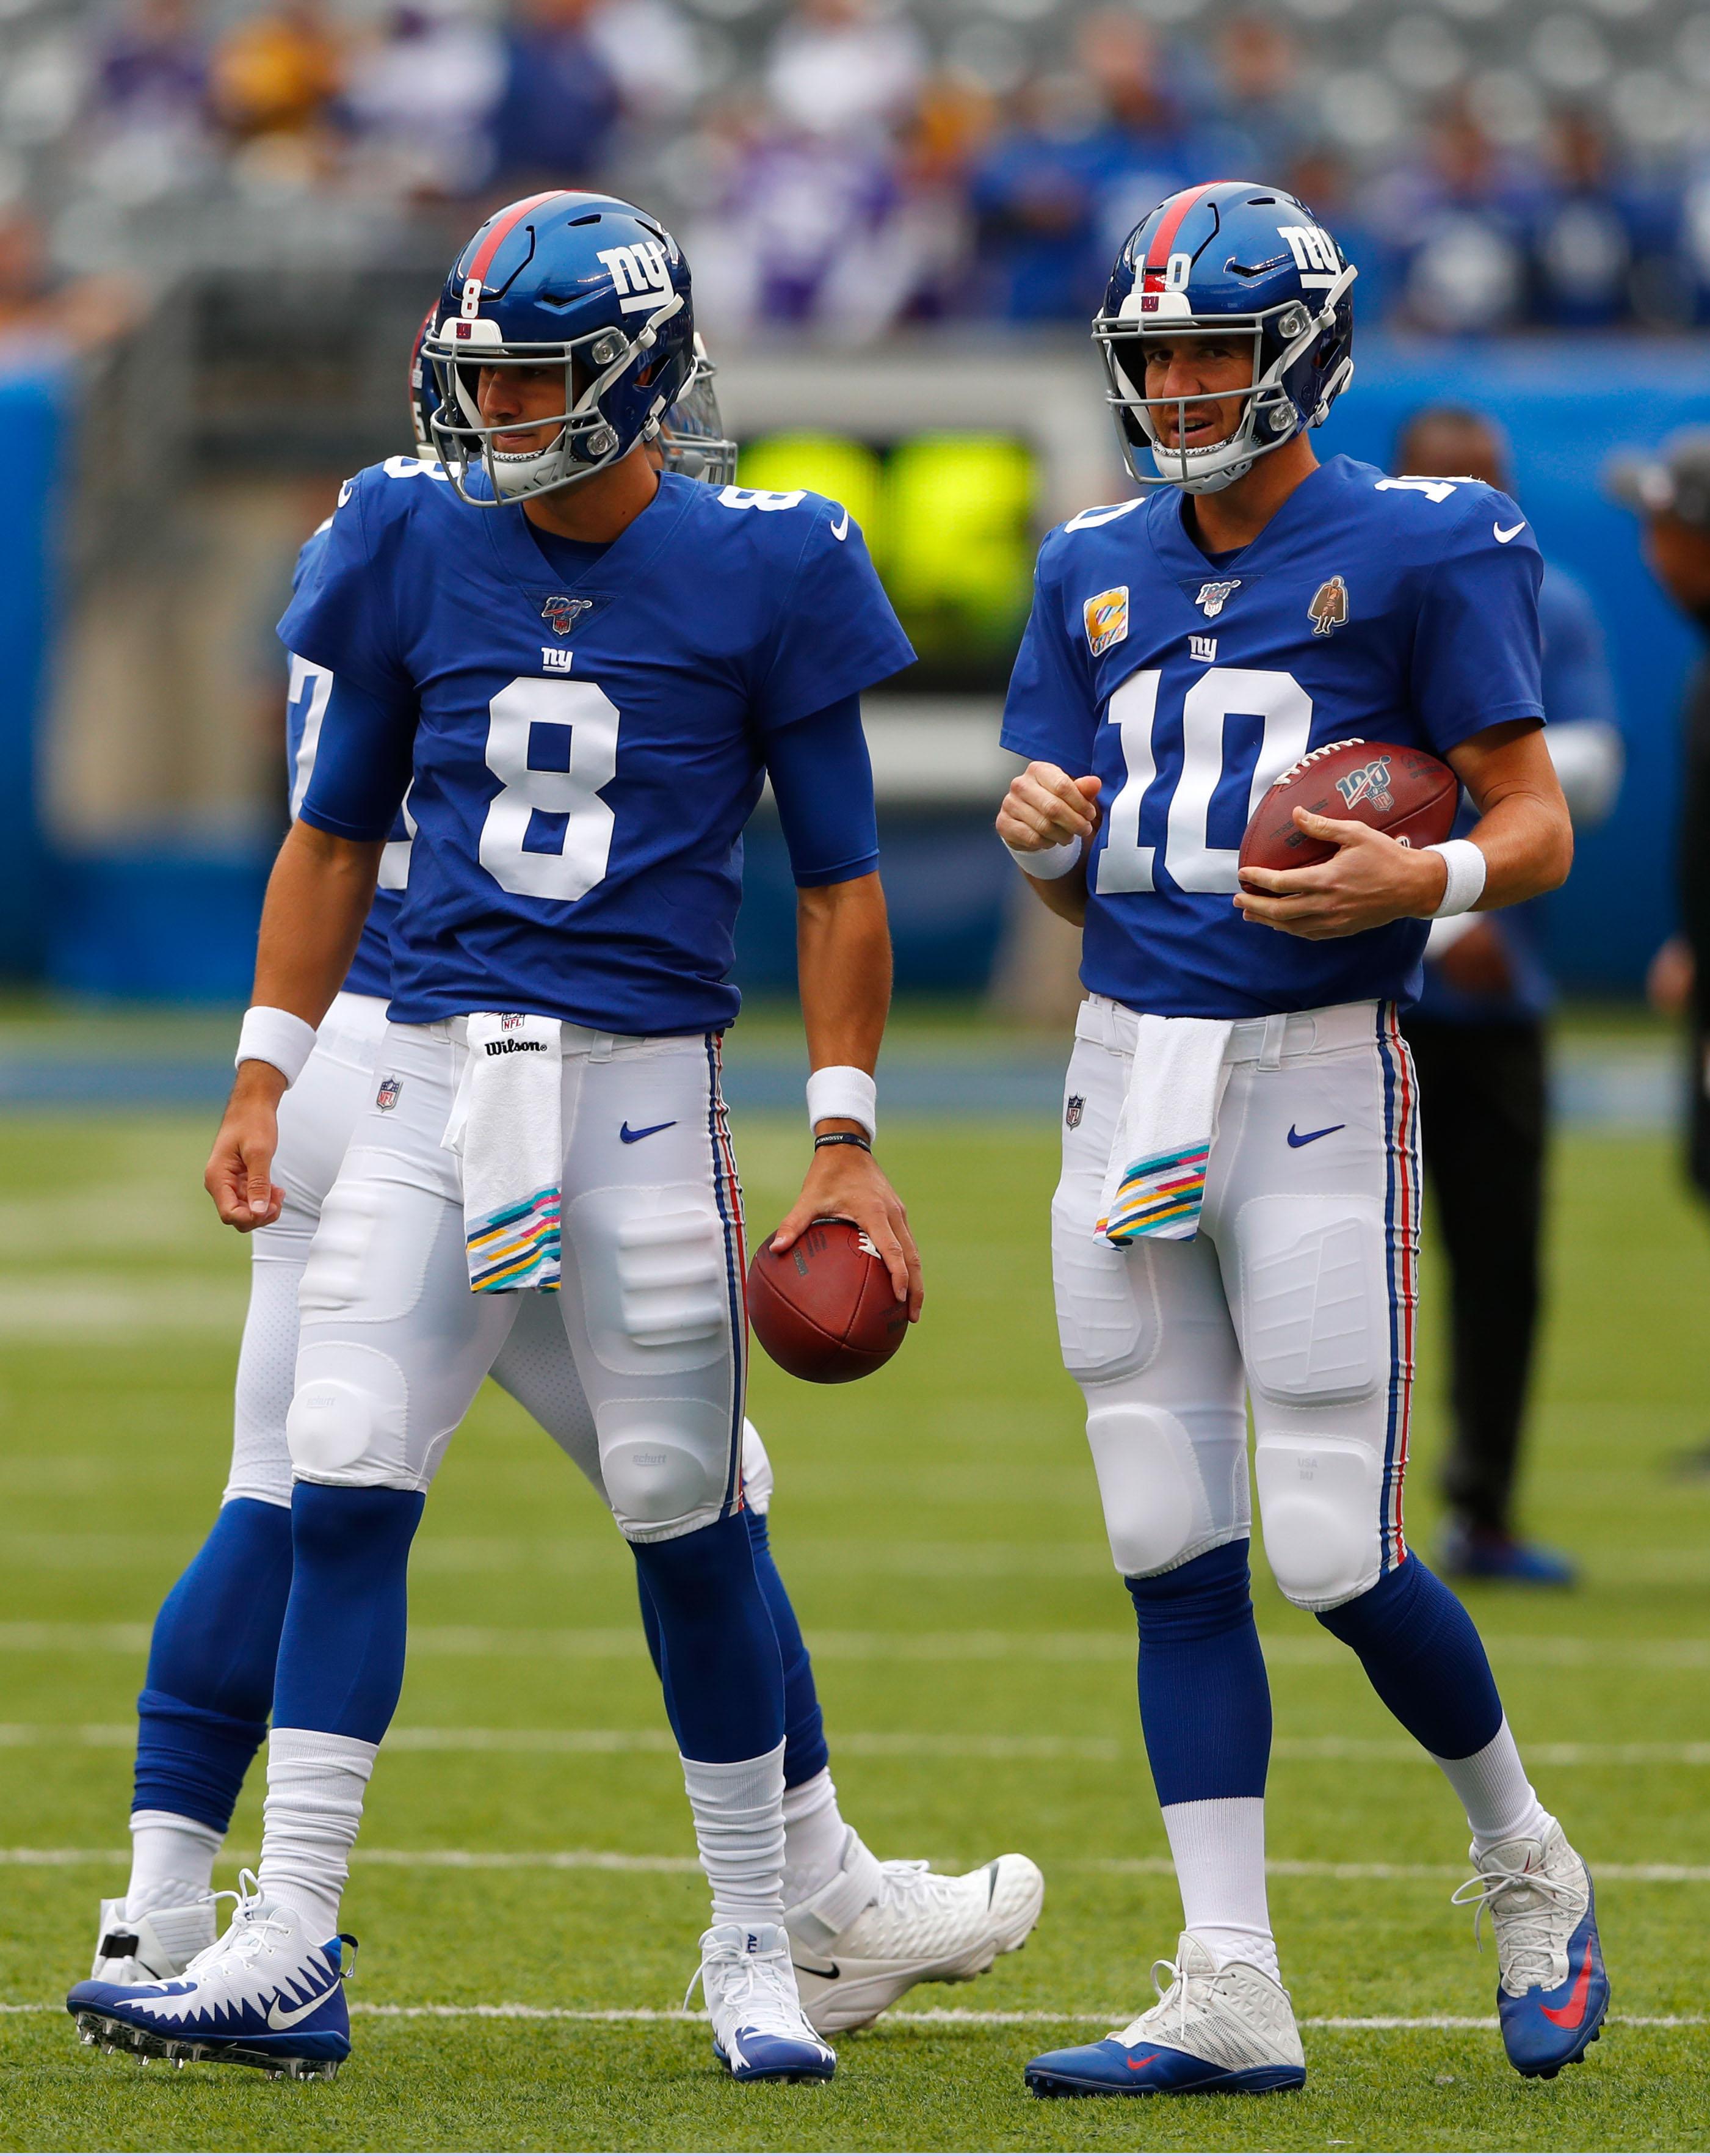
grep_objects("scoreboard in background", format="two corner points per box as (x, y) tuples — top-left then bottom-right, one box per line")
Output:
(736, 430), (1041, 693)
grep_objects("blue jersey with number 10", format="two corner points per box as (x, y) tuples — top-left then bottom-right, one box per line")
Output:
(279, 463), (913, 1035)
(1001, 455), (1546, 1020)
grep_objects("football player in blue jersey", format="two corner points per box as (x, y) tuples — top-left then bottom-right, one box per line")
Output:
(71, 329), (1040, 2066)
(995, 181), (1607, 2097)
(67, 192), (1041, 2087)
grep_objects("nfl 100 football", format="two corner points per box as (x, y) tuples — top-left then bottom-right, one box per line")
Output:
(747, 1218), (909, 1384)
(1239, 738), (1459, 877)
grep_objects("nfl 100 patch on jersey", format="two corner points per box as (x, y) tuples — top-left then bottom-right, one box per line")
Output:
(1001, 456), (1543, 1021)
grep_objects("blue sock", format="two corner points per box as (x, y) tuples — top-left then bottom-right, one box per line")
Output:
(1127, 1540), (1271, 1805)
(132, 1498), (294, 1831)
(1316, 1553), (1503, 1760)
(631, 1511), (784, 1764)
(636, 1508), (827, 1787)
(270, 1484), (424, 1743)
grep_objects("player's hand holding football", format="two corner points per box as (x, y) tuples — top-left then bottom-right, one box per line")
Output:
(772, 1141), (923, 1322)
(996, 761), (1102, 855)
(1236, 807), (1460, 941)
(205, 1061), (288, 1231)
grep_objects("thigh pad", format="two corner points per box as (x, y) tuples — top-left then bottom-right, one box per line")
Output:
(567, 1184), (731, 1376)
(1236, 1194), (1388, 1407)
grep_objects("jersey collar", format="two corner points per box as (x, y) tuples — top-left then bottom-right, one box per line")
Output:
(479, 466), (697, 603)
(1146, 456), (1342, 585)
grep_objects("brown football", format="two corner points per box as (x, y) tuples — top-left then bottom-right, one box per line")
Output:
(1239, 738), (1458, 877)
(747, 1217), (909, 1384)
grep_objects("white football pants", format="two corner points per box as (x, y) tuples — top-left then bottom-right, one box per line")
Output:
(225, 992), (773, 1526)
(1054, 995), (1419, 1613)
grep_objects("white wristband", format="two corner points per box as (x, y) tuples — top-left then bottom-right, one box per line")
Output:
(1426, 838), (1487, 920)
(806, 1064), (876, 1142)
(1003, 831), (1083, 881)
(235, 1006), (317, 1087)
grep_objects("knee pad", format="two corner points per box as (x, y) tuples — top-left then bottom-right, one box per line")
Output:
(1237, 1196), (1388, 1406)
(286, 1343), (413, 1488)
(1052, 1196), (1162, 1383)
(1085, 1402), (1216, 1578)
(1256, 1437), (1383, 1608)
(741, 1420), (773, 1514)
(568, 1187), (730, 1376)
(600, 1395), (731, 1536)
(299, 1164), (440, 1325)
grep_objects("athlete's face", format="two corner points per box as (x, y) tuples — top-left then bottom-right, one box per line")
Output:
(1142, 333), (1254, 451)
(476, 362), (569, 452)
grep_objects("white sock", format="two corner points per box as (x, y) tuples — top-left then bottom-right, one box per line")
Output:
(1433, 1718), (1552, 1856)
(257, 1727), (377, 1943)
(1161, 1796), (1280, 1984)
(126, 1810), (222, 1916)
(781, 1768), (852, 1907)
(681, 1741), (786, 1927)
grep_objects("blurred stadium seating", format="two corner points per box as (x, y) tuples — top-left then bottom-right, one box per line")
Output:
(2, 0), (1708, 1000)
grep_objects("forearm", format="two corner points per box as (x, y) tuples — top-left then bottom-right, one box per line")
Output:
(1461, 790), (1573, 910)
(252, 821), (386, 1026)
(796, 871), (891, 1085)
(1021, 858), (1090, 926)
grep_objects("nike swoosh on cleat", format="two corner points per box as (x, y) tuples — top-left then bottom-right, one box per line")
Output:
(1493, 520), (1527, 543)
(1126, 2052), (1161, 2071)
(267, 1984), (338, 2031)
(1286, 1122), (1345, 1148)
(1540, 1940), (1594, 2028)
(792, 1957), (841, 1981)
(829, 507), (850, 542)
(619, 1120), (677, 1144)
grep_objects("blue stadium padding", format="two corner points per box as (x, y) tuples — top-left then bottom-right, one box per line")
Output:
(48, 847), (269, 1001)
(0, 365), (65, 979)
(1322, 335), (1710, 993)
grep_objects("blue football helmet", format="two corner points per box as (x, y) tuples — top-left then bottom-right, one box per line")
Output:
(422, 189), (697, 507)
(1093, 180), (1356, 495)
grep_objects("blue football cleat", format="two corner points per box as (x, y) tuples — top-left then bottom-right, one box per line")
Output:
(1454, 1823), (1609, 2078)
(690, 1922), (836, 2083)
(1438, 1519), (1578, 1588)
(1026, 1936), (1305, 2099)
(67, 1873), (355, 2081)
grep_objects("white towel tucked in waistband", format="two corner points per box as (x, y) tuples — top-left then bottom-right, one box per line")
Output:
(1096, 1015), (1234, 1245)
(441, 1013), (564, 1291)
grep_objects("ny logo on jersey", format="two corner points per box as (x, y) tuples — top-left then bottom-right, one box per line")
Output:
(1189, 634), (1217, 663)
(597, 239), (673, 315)
(542, 594), (592, 636)
(1336, 755), (1394, 814)
(1308, 575), (1349, 636)
(541, 647), (574, 672)
(1196, 579), (1241, 619)
(1084, 586), (1129, 656)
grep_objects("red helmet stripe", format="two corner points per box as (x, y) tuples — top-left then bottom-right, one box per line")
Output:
(467, 191), (574, 286)
(1142, 181), (1224, 285)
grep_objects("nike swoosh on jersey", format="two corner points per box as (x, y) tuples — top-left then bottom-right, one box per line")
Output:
(829, 507), (850, 542)
(620, 1119), (677, 1144)
(267, 1981), (338, 2031)
(1539, 1940), (1595, 2028)
(1493, 520), (1527, 543)
(1286, 1122), (1346, 1148)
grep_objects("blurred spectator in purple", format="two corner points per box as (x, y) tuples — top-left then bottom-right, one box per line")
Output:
(1214, 15), (1317, 178)
(490, 0), (621, 191)
(1376, 93), (1537, 333)
(765, 0), (926, 143)
(342, 4), (504, 202)
(86, 0), (212, 203)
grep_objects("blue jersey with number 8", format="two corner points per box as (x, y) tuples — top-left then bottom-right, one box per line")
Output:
(999, 454), (1545, 1020)
(279, 463), (913, 1034)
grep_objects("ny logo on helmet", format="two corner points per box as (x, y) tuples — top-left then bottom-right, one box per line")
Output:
(1308, 576), (1349, 636)
(1336, 755), (1394, 814)
(542, 595), (592, 637)
(1278, 225), (1340, 290)
(598, 240), (674, 315)
(1196, 579), (1241, 619)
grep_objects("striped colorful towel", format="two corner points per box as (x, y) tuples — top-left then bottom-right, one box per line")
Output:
(442, 1012), (564, 1291)
(1096, 1015), (1233, 1246)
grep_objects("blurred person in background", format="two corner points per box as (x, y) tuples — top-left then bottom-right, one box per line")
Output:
(1286, 144), (1387, 324)
(1076, 13), (1237, 277)
(1212, 14), (1316, 178)
(1610, 435), (1710, 1431)
(1379, 94), (1534, 333)
(971, 71), (1104, 322)
(1399, 405), (1623, 1586)
(341, 4), (504, 202)
(0, 201), (140, 357)
(488, 0), (622, 191)
(209, 0), (344, 183)
(764, 0), (926, 143)
(85, 0), (213, 205)
(1529, 109), (1670, 331)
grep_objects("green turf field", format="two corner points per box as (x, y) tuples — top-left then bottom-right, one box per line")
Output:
(2, 1086), (1709, 2151)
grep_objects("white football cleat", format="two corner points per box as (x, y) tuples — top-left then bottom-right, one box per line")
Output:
(1453, 1819), (1609, 2077)
(90, 1889), (217, 1983)
(689, 1922), (836, 2083)
(785, 1834), (1045, 2033)
(1026, 1933), (1305, 2097)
